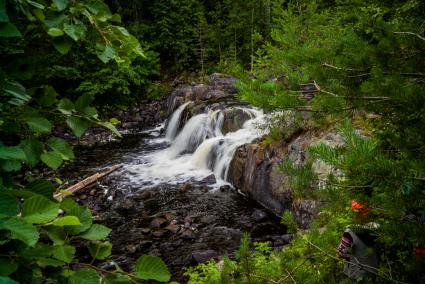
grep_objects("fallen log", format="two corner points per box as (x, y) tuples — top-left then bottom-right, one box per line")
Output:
(54, 164), (123, 200)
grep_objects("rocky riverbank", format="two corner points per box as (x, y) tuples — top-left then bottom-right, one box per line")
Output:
(59, 73), (334, 281)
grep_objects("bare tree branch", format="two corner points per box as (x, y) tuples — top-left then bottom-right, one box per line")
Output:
(393, 31), (425, 42)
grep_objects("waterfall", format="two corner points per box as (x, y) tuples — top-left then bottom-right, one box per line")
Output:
(123, 102), (267, 188)
(165, 102), (191, 141)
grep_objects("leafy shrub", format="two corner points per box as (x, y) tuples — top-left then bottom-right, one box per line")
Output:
(0, 1), (171, 283)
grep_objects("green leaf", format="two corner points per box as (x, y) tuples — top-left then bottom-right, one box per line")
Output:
(52, 0), (68, 11)
(40, 151), (63, 169)
(32, 8), (45, 21)
(69, 268), (100, 284)
(37, 86), (58, 107)
(36, 258), (65, 268)
(43, 12), (66, 28)
(0, 160), (21, 172)
(52, 216), (80, 226)
(57, 98), (75, 115)
(88, 241), (112, 260)
(20, 242), (52, 258)
(75, 93), (94, 112)
(26, 179), (55, 198)
(66, 116), (90, 138)
(0, 22), (21, 37)
(0, 276), (19, 284)
(4, 81), (30, 105)
(52, 245), (75, 263)
(98, 121), (121, 137)
(0, 217), (39, 246)
(19, 139), (43, 167)
(22, 195), (59, 224)
(0, 0), (9, 23)
(134, 255), (171, 282)
(82, 106), (98, 118)
(96, 44), (116, 63)
(0, 191), (19, 217)
(24, 116), (52, 134)
(52, 36), (73, 54)
(103, 273), (132, 284)
(0, 258), (17, 276)
(80, 224), (111, 240)
(47, 137), (74, 160)
(85, 0), (111, 16)
(63, 23), (86, 41)
(62, 199), (92, 234)
(0, 146), (26, 160)
(44, 226), (65, 245)
(109, 118), (120, 125)
(48, 27), (64, 37)
(27, 0), (45, 9)
(110, 14), (121, 23)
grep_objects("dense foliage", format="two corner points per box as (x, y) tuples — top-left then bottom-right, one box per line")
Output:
(108, 0), (273, 74)
(187, 0), (425, 283)
(0, 1), (170, 283)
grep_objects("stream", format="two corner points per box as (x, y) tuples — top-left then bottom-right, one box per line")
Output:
(62, 94), (289, 281)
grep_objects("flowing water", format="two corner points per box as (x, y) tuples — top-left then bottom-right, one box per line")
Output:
(63, 101), (286, 280)
(122, 105), (267, 188)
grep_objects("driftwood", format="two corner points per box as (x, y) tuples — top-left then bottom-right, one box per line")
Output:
(54, 164), (123, 200)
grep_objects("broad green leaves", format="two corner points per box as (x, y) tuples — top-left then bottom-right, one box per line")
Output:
(47, 27), (64, 37)
(23, 115), (52, 134)
(0, 192), (19, 217)
(88, 241), (112, 260)
(69, 268), (100, 284)
(22, 195), (59, 224)
(0, 217), (39, 246)
(53, 0), (69, 11)
(97, 44), (116, 63)
(46, 137), (74, 160)
(57, 98), (75, 115)
(135, 255), (171, 282)
(52, 216), (80, 226)
(52, 245), (75, 263)
(0, 146), (26, 160)
(20, 139), (44, 167)
(12, 0), (146, 63)
(80, 224), (111, 240)
(26, 179), (55, 198)
(66, 116), (90, 138)
(61, 199), (92, 234)
(63, 23), (86, 41)
(0, 22), (21, 37)
(0, 258), (17, 276)
(4, 82), (31, 106)
(52, 36), (73, 54)
(40, 151), (63, 170)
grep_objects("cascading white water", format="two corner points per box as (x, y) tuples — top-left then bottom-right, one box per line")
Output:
(123, 103), (268, 188)
(165, 102), (191, 141)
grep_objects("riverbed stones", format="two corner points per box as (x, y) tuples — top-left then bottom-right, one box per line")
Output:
(201, 174), (216, 184)
(150, 218), (167, 228)
(179, 183), (192, 193)
(165, 223), (180, 234)
(252, 209), (268, 222)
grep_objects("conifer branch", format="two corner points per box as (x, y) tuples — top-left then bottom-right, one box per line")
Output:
(322, 63), (365, 72)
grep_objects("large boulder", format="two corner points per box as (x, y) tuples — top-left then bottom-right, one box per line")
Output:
(228, 128), (343, 229)
(167, 74), (237, 116)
